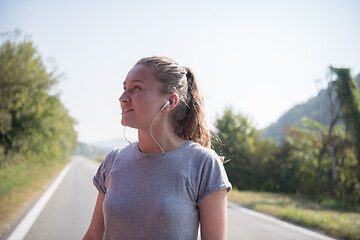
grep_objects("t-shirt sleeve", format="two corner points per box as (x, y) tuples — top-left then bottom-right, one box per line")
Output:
(93, 151), (115, 196)
(196, 150), (232, 206)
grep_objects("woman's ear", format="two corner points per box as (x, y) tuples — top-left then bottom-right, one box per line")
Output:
(167, 93), (179, 110)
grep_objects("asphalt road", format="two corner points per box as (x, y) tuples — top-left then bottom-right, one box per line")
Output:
(24, 156), (98, 240)
(227, 203), (334, 240)
(12, 156), (335, 240)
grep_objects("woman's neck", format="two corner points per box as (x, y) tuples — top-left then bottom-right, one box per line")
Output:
(137, 126), (186, 154)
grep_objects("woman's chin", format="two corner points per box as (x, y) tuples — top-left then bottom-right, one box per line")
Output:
(121, 119), (129, 127)
(121, 120), (136, 129)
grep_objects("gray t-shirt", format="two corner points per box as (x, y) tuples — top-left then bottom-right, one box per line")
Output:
(93, 140), (232, 240)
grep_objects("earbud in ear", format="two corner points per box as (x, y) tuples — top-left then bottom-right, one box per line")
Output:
(160, 100), (170, 111)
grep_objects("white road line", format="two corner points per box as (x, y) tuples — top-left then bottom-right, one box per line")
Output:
(227, 202), (336, 240)
(7, 161), (75, 240)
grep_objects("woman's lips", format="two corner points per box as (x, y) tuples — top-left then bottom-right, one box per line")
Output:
(122, 109), (134, 114)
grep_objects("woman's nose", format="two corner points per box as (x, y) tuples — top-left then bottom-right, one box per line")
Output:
(119, 90), (129, 103)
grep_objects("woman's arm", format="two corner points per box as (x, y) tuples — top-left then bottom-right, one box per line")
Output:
(83, 193), (105, 240)
(199, 189), (228, 240)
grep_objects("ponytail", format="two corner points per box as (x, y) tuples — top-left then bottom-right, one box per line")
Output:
(172, 67), (211, 148)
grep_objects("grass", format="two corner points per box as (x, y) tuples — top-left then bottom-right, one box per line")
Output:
(0, 159), (68, 238)
(228, 189), (360, 240)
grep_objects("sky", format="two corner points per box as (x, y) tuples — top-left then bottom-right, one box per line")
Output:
(1, 0), (360, 144)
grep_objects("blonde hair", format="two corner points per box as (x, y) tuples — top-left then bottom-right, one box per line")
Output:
(136, 57), (211, 148)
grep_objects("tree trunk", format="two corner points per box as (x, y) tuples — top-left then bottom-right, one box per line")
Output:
(330, 144), (336, 185)
(317, 141), (327, 193)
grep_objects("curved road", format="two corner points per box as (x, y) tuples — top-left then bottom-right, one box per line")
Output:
(8, 156), (335, 240)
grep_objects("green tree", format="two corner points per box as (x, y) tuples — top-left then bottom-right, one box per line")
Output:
(213, 108), (259, 189)
(285, 118), (335, 194)
(330, 67), (360, 201)
(330, 67), (360, 170)
(214, 108), (301, 192)
(253, 139), (300, 192)
(285, 117), (359, 202)
(0, 31), (76, 166)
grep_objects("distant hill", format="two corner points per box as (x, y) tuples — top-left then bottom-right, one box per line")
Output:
(73, 138), (129, 159)
(90, 138), (129, 152)
(261, 73), (360, 144)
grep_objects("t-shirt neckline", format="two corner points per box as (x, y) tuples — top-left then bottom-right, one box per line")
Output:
(133, 140), (191, 158)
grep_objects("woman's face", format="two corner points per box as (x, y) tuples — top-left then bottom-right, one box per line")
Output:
(119, 64), (168, 130)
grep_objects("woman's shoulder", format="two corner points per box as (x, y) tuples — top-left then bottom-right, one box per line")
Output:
(112, 143), (133, 155)
(101, 144), (133, 166)
(185, 141), (221, 163)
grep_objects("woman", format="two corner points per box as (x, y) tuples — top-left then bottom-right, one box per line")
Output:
(83, 57), (231, 240)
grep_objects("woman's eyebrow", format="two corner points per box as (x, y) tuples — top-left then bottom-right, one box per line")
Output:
(123, 79), (145, 86)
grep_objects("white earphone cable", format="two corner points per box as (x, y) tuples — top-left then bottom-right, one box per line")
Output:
(150, 108), (165, 154)
(123, 126), (138, 150)
(123, 101), (168, 154)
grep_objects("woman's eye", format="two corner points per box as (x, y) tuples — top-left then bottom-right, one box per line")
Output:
(134, 85), (141, 90)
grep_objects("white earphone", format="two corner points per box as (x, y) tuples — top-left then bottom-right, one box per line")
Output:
(160, 100), (170, 111)
(149, 99), (171, 154)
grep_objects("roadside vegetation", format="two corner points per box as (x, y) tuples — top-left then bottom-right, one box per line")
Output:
(0, 160), (68, 237)
(0, 31), (76, 237)
(228, 189), (360, 240)
(214, 67), (360, 240)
